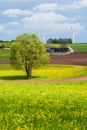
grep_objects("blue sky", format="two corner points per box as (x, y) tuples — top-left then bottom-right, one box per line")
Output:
(0, 0), (87, 43)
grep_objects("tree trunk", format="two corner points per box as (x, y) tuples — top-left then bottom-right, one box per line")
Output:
(25, 65), (32, 79)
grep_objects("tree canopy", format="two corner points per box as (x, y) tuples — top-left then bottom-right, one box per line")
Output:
(10, 33), (49, 79)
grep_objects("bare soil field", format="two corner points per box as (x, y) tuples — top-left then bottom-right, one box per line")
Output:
(49, 52), (87, 66)
(0, 52), (87, 66)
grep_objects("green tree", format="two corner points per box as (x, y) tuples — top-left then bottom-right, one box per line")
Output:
(10, 33), (49, 79)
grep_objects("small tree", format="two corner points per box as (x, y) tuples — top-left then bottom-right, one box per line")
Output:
(10, 33), (49, 79)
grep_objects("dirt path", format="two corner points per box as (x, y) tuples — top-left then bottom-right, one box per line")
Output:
(0, 76), (87, 85)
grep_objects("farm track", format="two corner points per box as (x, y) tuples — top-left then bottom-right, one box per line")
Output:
(0, 76), (87, 84)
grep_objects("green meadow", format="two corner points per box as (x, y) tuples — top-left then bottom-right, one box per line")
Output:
(0, 42), (12, 48)
(0, 65), (87, 81)
(0, 43), (87, 129)
(0, 43), (87, 61)
(0, 49), (10, 60)
(69, 43), (87, 52)
(0, 64), (87, 129)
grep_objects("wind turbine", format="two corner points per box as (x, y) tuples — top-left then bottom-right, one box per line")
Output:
(36, 30), (50, 43)
(72, 33), (79, 44)
(71, 27), (79, 43)
(42, 30), (50, 43)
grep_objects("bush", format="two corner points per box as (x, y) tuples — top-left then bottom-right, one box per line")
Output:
(0, 43), (4, 49)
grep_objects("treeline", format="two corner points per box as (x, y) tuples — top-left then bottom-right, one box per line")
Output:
(47, 38), (72, 44)
(0, 40), (14, 43)
(0, 40), (14, 48)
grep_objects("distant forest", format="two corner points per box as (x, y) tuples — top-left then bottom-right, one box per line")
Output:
(0, 40), (14, 43)
(47, 38), (72, 44)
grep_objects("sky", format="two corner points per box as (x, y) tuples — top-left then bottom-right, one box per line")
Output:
(0, 0), (87, 43)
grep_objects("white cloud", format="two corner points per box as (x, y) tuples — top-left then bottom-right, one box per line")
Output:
(2, 0), (28, 2)
(22, 12), (68, 24)
(1, 1), (86, 41)
(0, 25), (4, 32)
(62, 0), (87, 10)
(21, 14), (84, 34)
(9, 21), (20, 26)
(33, 3), (67, 12)
(21, 9), (84, 33)
(55, 23), (85, 32)
(48, 23), (84, 33)
(71, 0), (87, 9)
(59, 0), (87, 10)
(34, 3), (58, 12)
(34, 1), (87, 12)
(4, 29), (20, 34)
(69, 15), (81, 22)
(2, 9), (32, 17)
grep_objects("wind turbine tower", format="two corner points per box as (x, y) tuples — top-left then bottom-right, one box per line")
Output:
(71, 27), (79, 43)
(42, 30), (50, 43)
(73, 33), (79, 44)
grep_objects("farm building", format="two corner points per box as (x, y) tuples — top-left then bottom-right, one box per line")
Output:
(46, 47), (69, 53)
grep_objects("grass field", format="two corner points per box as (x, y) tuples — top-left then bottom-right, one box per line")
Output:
(69, 43), (87, 52)
(0, 64), (87, 129)
(0, 42), (12, 48)
(0, 49), (10, 60)
(0, 81), (87, 129)
(46, 43), (87, 53)
(0, 44), (87, 129)
(0, 43), (87, 61)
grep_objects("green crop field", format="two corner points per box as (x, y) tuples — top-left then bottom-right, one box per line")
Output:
(0, 43), (87, 61)
(0, 42), (12, 48)
(0, 49), (10, 60)
(69, 43), (87, 52)
(46, 43), (60, 48)
(46, 43), (87, 52)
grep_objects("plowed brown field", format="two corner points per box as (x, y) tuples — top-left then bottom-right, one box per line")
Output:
(49, 52), (87, 66)
(0, 52), (87, 66)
